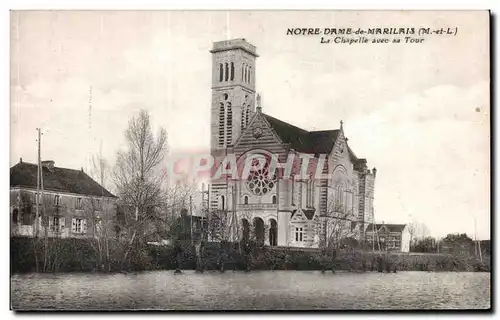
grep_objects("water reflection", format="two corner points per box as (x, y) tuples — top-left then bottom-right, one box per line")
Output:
(11, 271), (490, 310)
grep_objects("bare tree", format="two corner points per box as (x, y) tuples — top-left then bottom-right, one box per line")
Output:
(407, 221), (429, 251)
(321, 200), (356, 250)
(112, 110), (168, 267)
(82, 153), (114, 271)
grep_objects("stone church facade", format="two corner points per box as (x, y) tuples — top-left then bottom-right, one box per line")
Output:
(208, 38), (376, 248)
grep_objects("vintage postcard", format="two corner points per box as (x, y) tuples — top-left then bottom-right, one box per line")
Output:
(10, 10), (490, 311)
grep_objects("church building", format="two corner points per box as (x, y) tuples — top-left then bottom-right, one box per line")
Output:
(208, 38), (376, 248)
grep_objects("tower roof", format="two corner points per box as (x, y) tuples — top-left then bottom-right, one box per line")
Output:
(210, 38), (258, 57)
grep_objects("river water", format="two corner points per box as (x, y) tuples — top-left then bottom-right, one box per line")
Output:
(11, 271), (490, 310)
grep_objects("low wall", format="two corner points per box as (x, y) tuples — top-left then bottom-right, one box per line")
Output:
(10, 237), (490, 274)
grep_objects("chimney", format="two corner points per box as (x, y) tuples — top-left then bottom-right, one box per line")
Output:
(41, 160), (55, 172)
(256, 94), (262, 112)
(19, 157), (22, 163)
(373, 167), (377, 176)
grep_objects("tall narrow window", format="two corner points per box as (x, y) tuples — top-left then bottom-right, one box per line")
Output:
(312, 180), (315, 207)
(336, 185), (344, 210)
(220, 195), (225, 210)
(230, 62), (234, 81)
(241, 104), (246, 129)
(54, 195), (60, 206)
(272, 195), (277, 205)
(218, 103), (225, 146)
(244, 196), (248, 205)
(244, 66), (247, 83)
(306, 180), (311, 207)
(291, 175), (295, 205)
(246, 108), (250, 126)
(226, 103), (232, 145)
(219, 63), (223, 82)
(225, 63), (229, 81)
(248, 66), (252, 84)
(241, 64), (245, 81)
(76, 198), (82, 209)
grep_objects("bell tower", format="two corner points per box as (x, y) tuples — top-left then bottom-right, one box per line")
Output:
(210, 39), (258, 152)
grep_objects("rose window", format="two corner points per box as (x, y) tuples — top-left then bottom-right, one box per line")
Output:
(246, 164), (276, 196)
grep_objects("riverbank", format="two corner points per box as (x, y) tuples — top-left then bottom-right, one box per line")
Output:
(10, 237), (490, 274)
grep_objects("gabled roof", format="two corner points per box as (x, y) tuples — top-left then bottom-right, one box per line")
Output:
(10, 161), (116, 198)
(290, 208), (316, 221)
(366, 223), (407, 233)
(263, 113), (340, 154)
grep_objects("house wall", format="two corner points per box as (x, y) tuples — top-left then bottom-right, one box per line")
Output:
(10, 188), (116, 239)
(400, 226), (411, 252)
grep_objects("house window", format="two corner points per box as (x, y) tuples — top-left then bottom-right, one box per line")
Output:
(49, 216), (63, 232)
(12, 209), (19, 224)
(76, 198), (82, 209)
(295, 227), (303, 242)
(95, 199), (101, 210)
(244, 196), (248, 205)
(35, 193), (42, 204)
(54, 195), (60, 206)
(72, 218), (87, 234)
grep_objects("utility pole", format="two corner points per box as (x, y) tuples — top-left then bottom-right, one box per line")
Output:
(190, 195), (193, 245)
(35, 128), (44, 237)
(35, 129), (40, 237)
(474, 218), (483, 262)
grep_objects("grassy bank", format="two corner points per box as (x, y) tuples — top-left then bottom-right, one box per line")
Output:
(10, 237), (490, 274)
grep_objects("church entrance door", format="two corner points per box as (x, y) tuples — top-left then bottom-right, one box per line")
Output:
(269, 219), (277, 246)
(241, 218), (250, 242)
(253, 217), (265, 245)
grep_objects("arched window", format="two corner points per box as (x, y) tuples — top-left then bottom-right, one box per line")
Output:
(272, 195), (277, 204)
(226, 103), (232, 145)
(246, 108), (250, 126)
(244, 196), (248, 205)
(336, 185), (344, 209)
(248, 66), (252, 84)
(218, 102), (225, 146)
(241, 64), (245, 82)
(230, 62), (234, 81)
(219, 63), (223, 82)
(225, 63), (229, 81)
(220, 195), (225, 210)
(244, 66), (247, 83)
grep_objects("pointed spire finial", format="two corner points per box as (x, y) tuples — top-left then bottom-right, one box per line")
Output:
(340, 120), (344, 130)
(256, 94), (262, 112)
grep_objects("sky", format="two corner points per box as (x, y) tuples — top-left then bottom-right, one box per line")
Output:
(10, 11), (490, 239)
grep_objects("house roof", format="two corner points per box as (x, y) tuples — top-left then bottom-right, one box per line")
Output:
(366, 223), (407, 233)
(10, 161), (116, 198)
(263, 113), (340, 154)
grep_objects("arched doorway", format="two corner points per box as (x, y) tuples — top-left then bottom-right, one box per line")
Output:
(269, 219), (277, 246)
(253, 217), (265, 245)
(241, 218), (250, 242)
